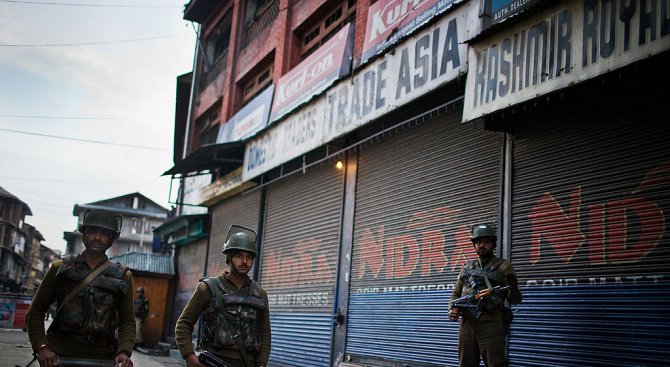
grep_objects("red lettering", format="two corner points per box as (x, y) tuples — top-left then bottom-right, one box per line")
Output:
(588, 203), (606, 264)
(529, 187), (586, 265)
(607, 197), (665, 262)
(449, 226), (476, 272)
(390, 235), (419, 278)
(419, 230), (448, 275)
(357, 226), (386, 279)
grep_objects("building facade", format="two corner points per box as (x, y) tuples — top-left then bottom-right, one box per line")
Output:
(166, 0), (670, 366)
(0, 186), (34, 293)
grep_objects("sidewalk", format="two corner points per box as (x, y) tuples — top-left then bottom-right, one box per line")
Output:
(0, 318), (185, 367)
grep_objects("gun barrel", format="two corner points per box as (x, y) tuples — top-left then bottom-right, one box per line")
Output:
(58, 358), (114, 367)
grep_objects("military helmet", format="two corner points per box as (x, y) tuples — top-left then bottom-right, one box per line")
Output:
(136, 287), (144, 294)
(222, 225), (257, 256)
(78, 210), (122, 239)
(471, 223), (497, 243)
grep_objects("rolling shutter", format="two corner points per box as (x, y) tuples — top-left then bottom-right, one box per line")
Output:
(261, 162), (345, 367)
(510, 96), (670, 366)
(346, 110), (502, 366)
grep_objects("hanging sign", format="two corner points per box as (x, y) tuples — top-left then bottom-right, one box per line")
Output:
(463, 0), (670, 122)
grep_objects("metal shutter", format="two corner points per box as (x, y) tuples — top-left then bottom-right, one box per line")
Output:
(510, 99), (670, 366)
(261, 162), (345, 367)
(346, 110), (502, 366)
(208, 190), (262, 275)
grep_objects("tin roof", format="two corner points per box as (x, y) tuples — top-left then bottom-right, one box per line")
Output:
(110, 252), (175, 276)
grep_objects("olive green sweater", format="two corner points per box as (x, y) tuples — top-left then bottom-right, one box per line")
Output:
(25, 254), (136, 359)
(176, 272), (271, 366)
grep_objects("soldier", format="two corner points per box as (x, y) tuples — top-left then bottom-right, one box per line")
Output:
(448, 223), (522, 367)
(134, 287), (149, 347)
(25, 210), (136, 367)
(176, 225), (271, 367)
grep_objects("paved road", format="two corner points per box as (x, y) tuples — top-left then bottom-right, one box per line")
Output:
(0, 320), (185, 367)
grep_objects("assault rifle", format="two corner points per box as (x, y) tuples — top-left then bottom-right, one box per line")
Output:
(450, 285), (511, 319)
(19, 356), (114, 367)
(199, 351), (236, 367)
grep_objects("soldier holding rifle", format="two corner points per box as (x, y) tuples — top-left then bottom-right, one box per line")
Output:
(25, 210), (136, 367)
(176, 225), (271, 367)
(448, 223), (522, 367)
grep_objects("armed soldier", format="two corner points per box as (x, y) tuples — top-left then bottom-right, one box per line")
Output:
(25, 209), (136, 367)
(448, 223), (522, 367)
(134, 287), (149, 347)
(176, 225), (271, 367)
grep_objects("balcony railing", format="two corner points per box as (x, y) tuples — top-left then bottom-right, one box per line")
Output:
(242, 0), (279, 49)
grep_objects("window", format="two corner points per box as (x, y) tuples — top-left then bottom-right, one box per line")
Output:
(204, 11), (233, 70)
(300, 0), (356, 60)
(241, 63), (274, 105)
(195, 107), (221, 147)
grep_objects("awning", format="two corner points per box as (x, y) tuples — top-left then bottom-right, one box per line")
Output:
(162, 142), (244, 176)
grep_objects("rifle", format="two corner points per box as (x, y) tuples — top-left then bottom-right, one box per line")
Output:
(450, 285), (511, 319)
(58, 358), (115, 367)
(19, 356), (114, 367)
(198, 351), (236, 367)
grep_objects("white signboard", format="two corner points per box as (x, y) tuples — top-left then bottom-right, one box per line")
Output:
(463, 0), (670, 122)
(244, 3), (477, 181)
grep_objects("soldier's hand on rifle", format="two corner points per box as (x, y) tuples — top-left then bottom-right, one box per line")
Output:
(448, 307), (461, 321)
(114, 351), (133, 367)
(185, 353), (206, 367)
(36, 344), (58, 367)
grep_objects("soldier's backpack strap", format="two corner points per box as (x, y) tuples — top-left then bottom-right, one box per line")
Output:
(487, 258), (506, 272)
(56, 260), (113, 315)
(202, 276), (227, 312)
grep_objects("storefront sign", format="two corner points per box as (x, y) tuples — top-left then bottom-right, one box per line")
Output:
(488, 0), (541, 25)
(361, 0), (462, 64)
(245, 3), (477, 181)
(269, 24), (353, 123)
(198, 167), (255, 206)
(217, 85), (274, 143)
(463, 0), (670, 122)
(181, 174), (211, 214)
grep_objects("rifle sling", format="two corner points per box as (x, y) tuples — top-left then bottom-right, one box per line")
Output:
(56, 260), (113, 315)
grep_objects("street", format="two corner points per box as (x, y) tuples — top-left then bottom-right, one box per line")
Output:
(0, 320), (185, 367)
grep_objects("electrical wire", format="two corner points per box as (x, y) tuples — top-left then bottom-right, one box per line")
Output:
(0, 127), (167, 150)
(0, 33), (183, 47)
(0, 0), (180, 7)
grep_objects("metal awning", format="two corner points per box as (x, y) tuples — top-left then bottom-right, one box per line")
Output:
(162, 142), (244, 176)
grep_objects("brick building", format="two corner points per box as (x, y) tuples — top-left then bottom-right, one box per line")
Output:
(165, 0), (670, 366)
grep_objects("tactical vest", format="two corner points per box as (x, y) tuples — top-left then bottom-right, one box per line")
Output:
(460, 257), (508, 313)
(52, 255), (128, 346)
(201, 276), (267, 353)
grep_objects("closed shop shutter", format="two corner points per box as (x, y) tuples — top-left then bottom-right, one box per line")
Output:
(208, 191), (262, 275)
(261, 163), (344, 366)
(510, 97), (670, 366)
(346, 110), (502, 366)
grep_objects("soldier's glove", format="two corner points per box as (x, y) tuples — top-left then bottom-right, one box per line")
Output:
(505, 273), (519, 290)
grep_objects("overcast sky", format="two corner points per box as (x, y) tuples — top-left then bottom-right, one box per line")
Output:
(0, 0), (196, 253)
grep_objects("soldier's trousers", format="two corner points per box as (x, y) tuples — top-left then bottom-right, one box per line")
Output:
(458, 317), (508, 367)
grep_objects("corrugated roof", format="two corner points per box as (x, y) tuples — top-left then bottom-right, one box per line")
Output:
(110, 252), (175, 276)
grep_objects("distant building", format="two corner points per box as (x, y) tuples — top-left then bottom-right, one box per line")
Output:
(21, 223), (45, 294)
(0, 186), (32, 293)
(63, 192), (169, 256)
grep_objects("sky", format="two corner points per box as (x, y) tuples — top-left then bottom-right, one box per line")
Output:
(0, 0), (197, 253)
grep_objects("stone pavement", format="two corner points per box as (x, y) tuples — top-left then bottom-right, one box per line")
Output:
(0, 319), (186, 367)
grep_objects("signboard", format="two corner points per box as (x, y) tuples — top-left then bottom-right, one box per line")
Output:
(270, 23), (354, 123)
(217, 85), (274, 144)
(463, 0), (670, 122)
(180, 174), (211, 214)
(488, 0), (541, 25)
(199, 167), (256, 206)
(361, 0), (462, 64)
(245, 3), (478, 181)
